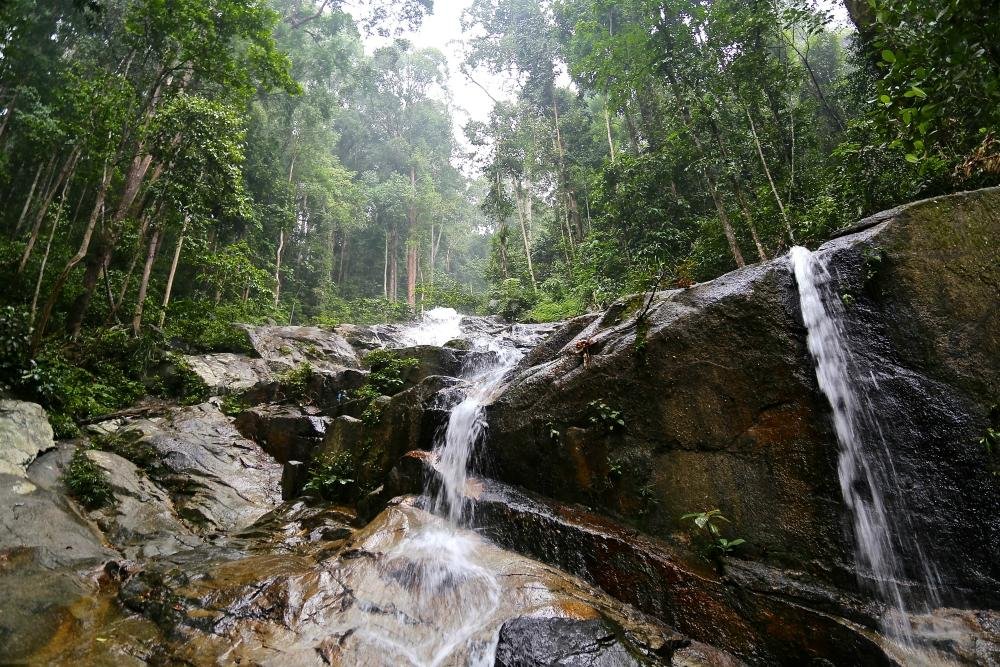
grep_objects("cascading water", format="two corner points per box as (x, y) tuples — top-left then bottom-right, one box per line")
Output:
(350, 308), (522, 666)
(790, 246), (943, 650)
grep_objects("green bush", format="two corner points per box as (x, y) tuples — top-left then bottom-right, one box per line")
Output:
(277, 362), (314, 402)
(302, 450), (356, 502)
(63, 449), (115, 510)
(0, 305), (33, 394)
(92, 430), (159, 471)
(161, 300), (259, 353)
(163, 354), (211, 405)
(314, 291), (413, 327)
(529, 296), (586, 323)
(358, 350), (419, 396)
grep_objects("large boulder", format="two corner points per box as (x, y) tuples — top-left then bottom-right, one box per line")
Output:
(111, 403), (282, 532)
(0, 400), (53, 476)
(483, 188), (1000, 606)
(241, 324), (361, 373)
(235, 403), (331, 463)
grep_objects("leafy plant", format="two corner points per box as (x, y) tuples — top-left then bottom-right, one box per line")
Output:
(588, 400), (625, 432)
(165, 354), (211, 406)
(278, 362), (315, 403)
(358, 350), (419, 397)
(63, 448), (115, 510)
(681, 509), (745, 556)
(302, 451), (356, 502)
(92, 430), (159, 472)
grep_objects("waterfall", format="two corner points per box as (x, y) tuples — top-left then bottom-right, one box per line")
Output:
(403, 306), (464, 347)
(354, 312), (522, 665)
(790, 246), (942, 646)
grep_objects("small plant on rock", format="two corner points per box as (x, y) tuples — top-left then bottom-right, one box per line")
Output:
(681, 509), (745, 556)
(63, 449), (115, 509)
(588, 400), (625, 432)
(360, 350), (419, 396)
(278, 362), (315, 402)
(302, 451), (356, 502)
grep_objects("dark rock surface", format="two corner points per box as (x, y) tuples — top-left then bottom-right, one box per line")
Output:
(483, 188), (1000, 606)
(494, 616), (658, 666)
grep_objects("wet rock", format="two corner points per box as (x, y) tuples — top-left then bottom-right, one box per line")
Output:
(316, 376), (463, 492)
(182, 352), (273, 397)
(495, 616), (659, 666)
(395, 344), (464, 382)
(0, 464), (117, 663)
(109, 502), (682, 666)
(484, 188), (1000, 605)
(116, 402), (281, 532)
(235, 403), (331, 463)
(0, 400), (53, 476)
(471, 479), (893, 665)
(356, 449), (438, 521)
(84, 450), (202, 559)
(282, 460), (308, 500)
(240, 323), (361, 373)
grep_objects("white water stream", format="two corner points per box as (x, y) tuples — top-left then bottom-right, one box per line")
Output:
(353, 307), (522, 666)
(791, 246), (946, 655)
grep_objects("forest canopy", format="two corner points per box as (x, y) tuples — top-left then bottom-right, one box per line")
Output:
(1, 0), (998, 432)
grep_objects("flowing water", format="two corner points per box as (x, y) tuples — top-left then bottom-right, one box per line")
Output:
(353, 308), (523, 665)
(790, 246), (947, 657)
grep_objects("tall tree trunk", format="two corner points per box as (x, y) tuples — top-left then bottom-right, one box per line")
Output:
(12, 160), (46, 239)
(69, 149), (157, 337)
(406, 165), (417, 308)
(745, 106), (795, 243)
(383, 228), (388, 299)
(513, 179), (537, 290)
(274, 228), (284, 307)
(29, 171), (73, 321)
(34, 159), (113, 347)
(604, 102), (616, 161)
(132, 225), (162, 334)
(158, 214), (189, 329)
(732, 179), (768, 262)
(18, 148), (79, 273)
(389, 226), (399, 302)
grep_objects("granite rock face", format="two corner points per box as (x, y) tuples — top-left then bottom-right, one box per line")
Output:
(483, 188), (1000, 604)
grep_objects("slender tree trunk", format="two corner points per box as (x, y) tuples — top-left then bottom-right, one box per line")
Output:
(34, 159), (113, 347)
(18, 148), (79, 273)
(513, 180), (537, 290)
(158, 214), (189, 329)
(132, 225), (162, 334)
(383, 228), (388, 299)
(745, 106), (795, 243)
(604, 102), (616, 161)
(274, 228), (284, 307)
(110, 203), (159, 322)
(732, 180), (768, 262)
(12, 160), (46, 239)
(29, 171), (73, 321)
(406, 165), (417, 308)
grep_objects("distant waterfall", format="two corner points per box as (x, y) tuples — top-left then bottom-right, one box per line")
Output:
(790, 246), (941, 645)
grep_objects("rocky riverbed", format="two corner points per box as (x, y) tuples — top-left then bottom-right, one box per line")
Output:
(2, 189), (999, 665)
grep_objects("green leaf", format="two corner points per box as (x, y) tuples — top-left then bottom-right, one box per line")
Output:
(905, 153), (920, 164)
(881, 49), (896, 63)
(879, 94), (892, 106)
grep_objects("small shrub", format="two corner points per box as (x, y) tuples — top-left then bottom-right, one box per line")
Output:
(588, 400), (625, 432)
(277, 362), (315, 402)
(220, 394), (250, 416)
(164, 354), (211, 405)
(302, 451), (356, 502)
(63, 449), (115, 510)
(529, 296), (586, 323)
(359, 350), (419, 396)
(680, 509), (746, 556)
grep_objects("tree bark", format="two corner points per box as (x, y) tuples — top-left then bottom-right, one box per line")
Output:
(132, 225), (162, 334)
(29, 170), (74, 321)
(745, 106), (795, 243)
(158, 214), (189, 329)
(274, 228), (285, 307)
(513, 179), (537, 290)
(406, 165), (417, 308)
(12, 160), (46, 239)
(34, 159), (113, 347)
(18, 148), (80, 273)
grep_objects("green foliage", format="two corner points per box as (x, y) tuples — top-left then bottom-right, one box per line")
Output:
(488, 278), (537, 320)
(277, 362), (315, 403)
(161, 301), (259, 354)
(0, 306), (33, 394)
(164, 354), (211, 406)
(359, 350), (419, 396)
(314, 295), (413, 328)
(63, 449), (115, 510)
(681, 509), (746, 556)
(587, 400), (625, 432)
(302, 451), (356, 502)
(529, 296), (586, 323)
